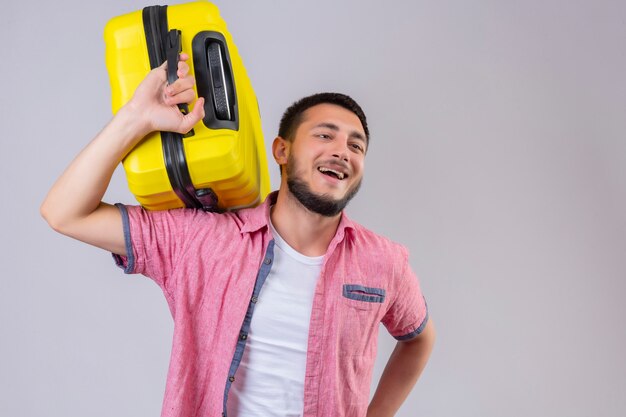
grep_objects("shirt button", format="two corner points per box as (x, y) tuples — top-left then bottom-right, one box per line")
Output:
(239, 333), (248, 340)
(251, 296), (258, 303)
(229, 376), (235, 382)
(264, 257), (272, 265)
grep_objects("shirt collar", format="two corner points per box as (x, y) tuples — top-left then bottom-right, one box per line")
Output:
(239, 191), (277, 234)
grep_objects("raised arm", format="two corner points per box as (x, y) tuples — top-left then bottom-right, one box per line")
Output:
(40, 55), (204, 256)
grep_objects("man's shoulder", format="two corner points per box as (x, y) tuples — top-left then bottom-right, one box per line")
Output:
(340, 217), (411, 281)
(344, 216), (409, 257)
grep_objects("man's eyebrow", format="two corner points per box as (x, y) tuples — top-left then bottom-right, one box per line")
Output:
(313, 122), (366, 142)
(313, 122), (340, 132)
(349, 131), (366, 142)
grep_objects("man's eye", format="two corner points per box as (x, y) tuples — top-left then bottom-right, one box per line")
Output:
(318, 134), (331, 139)
(351, 143), (364, 152)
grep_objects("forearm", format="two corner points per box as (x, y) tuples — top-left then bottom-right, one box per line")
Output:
(367, 320), (435, 417)
(41, 105), (147, 230)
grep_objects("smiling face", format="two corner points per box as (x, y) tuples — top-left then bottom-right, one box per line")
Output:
(276, 103), (368, 216)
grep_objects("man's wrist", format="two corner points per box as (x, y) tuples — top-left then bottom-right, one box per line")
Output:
(112, 103), (152, 149)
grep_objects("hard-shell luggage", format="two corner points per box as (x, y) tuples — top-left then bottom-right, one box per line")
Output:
(104, 1), (270, 211)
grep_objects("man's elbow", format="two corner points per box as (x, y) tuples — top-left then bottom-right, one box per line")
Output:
(40, 199), (56, 228)
(40, 199), (71, 235)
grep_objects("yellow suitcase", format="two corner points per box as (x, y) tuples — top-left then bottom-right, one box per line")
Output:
(104, 1), (270, 211)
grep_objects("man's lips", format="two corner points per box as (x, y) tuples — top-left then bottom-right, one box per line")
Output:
(317, 160), (350, 181)
(318, 166), (347, 180)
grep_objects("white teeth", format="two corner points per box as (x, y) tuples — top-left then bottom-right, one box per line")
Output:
(318, 167), (345, 180)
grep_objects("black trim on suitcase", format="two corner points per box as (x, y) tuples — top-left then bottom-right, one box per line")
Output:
(141, 5), (219, 211)
(161, 131), (200, 209)
(192, 31), (239, 131)
(142, 6), (168, 69)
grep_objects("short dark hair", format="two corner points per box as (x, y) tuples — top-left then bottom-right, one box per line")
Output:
(278, 92), (369, 145)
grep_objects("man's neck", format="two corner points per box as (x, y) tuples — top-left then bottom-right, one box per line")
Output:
(270, 189), (342, 257)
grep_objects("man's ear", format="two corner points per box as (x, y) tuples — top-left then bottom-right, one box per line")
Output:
(272, 136), (290, 165)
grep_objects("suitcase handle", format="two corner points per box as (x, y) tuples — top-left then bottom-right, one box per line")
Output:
(166, 29), (191, 117)
(165, 29), (180, 85)
(166, 29), (195, 138)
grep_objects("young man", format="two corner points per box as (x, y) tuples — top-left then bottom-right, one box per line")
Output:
(41, 55), (435, 417)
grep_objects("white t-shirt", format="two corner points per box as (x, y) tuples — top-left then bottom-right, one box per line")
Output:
(226, 220), (323, 417)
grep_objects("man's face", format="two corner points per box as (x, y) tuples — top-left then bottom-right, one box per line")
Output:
(283, 103), (367, 217)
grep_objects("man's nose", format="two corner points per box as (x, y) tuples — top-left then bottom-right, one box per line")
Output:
(331, 137), (350, 162)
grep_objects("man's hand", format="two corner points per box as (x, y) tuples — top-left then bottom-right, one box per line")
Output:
(125, 53), (205, 138)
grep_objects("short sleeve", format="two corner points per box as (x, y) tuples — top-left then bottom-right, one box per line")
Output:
(381, 251), (429, 341)
(111, 204), (200, 293)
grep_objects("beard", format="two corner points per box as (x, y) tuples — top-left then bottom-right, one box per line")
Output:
(285, 154), (362, 217)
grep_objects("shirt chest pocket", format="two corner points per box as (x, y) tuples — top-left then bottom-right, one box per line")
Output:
(342, 284), (386, 309)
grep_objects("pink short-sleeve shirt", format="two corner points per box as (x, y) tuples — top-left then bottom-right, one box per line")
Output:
(113, 192), (428, 417)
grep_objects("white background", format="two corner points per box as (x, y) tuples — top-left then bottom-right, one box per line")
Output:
(1, 1), (625, 416)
